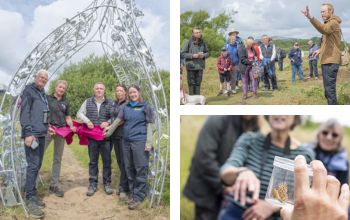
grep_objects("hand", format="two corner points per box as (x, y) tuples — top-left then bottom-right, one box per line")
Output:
(103, 126), (111, 134)
(243, 200), (280, 220)
(301, 6), (312, 19)
(312, 50), (320, 58)
(87, 121), (94, 129)
(198, 53), (204, 59)
(100, 122), (110, 129)
(144, 145), (152, 152)
(231, 169), (260, 206)
(24, 136), (35, 147)
(48, 127), (56, 135)
(281, 155), (349, 220)
(192, 54), (199, 59)
(70, 126), (77, 133)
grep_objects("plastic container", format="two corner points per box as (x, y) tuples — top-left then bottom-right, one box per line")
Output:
(265, 156), (313, 207)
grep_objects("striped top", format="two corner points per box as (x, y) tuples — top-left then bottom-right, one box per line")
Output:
(221, 132), (315, 199)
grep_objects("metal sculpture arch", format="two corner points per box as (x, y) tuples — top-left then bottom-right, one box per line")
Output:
(0, 0), (168, 215)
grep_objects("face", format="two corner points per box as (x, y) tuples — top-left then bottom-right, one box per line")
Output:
(268, 115), (295, 132)
(94, 84), (105, 98)
(192, 29), (202, 39)
(319, 126), (342, 151)
(128, 87), (140, 102)
(321, 5), (332, 21)
(35, 73), (48, 89)
(262, 36), (269, 45)
(222, 51), (228, 56)
(229, 34), (236, 43)
(294, 44), (299, 48)
(308, 41), (313, 46)
(115, 86), (126, 101)
(55, 83), (67, 97)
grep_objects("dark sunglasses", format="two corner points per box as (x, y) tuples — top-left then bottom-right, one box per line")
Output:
(321, 130), (339, 138)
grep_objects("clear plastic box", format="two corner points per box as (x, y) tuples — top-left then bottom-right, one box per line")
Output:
(265, 156), (313, 207)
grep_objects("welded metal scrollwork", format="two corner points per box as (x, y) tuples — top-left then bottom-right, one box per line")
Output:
(0, 0), (169, 215)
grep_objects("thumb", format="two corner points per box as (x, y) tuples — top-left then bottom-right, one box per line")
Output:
(280, 205), (293, 220)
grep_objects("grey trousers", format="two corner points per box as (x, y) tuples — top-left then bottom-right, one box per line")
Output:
(44, 133), (65, 187)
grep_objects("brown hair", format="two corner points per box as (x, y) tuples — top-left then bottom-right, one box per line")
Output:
(128, 84), (142, 102)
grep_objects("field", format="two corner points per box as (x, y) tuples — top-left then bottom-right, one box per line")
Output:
(180, 116), (350, 219)
(182, 56), (350, 105)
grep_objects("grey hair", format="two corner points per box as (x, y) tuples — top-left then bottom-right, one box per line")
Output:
(317, 118), (344, 148)
(35, 69), (48, 78)
(55, 80), (68, 88)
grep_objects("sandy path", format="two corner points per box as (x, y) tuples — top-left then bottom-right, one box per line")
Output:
(42, 146), (166, 220)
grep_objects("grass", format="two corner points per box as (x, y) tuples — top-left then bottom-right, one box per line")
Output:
(180, 116), (350, 219)
(182, 56), (350, 104)
(0, 138), (170, 219)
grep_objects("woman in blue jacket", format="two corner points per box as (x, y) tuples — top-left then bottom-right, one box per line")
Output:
(104, 85), (154, 210)
(288, 42), (304, 82)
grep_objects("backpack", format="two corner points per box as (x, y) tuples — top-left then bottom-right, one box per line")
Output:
(280, 49), (286, 59)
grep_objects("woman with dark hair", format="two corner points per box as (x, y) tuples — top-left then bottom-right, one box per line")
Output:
(104, 85), (154, 210)
(183, 116), (260, 220)
(219, 116), (315, 220)
(312, 119), (349, 185)
(110, 84), (129, 200)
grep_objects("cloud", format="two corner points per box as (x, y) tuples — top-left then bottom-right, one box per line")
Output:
(0, 0), (169, 85)
(181, 0), (350, 41)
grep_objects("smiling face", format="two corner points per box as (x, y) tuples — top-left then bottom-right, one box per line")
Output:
(93, 83), (105, 99)
(34, 71), (48, 89)
(268, 115), (295, 132)
(128, 87), (140, 102)
(54, 82), (67, 97)
(115, 86), (126, 101)
(318, 126), (342, 151)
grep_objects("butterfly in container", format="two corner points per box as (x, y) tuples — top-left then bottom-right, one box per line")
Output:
(272, 182), (288, 203)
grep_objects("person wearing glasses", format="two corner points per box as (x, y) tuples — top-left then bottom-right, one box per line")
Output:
(310, 119), (349, 185)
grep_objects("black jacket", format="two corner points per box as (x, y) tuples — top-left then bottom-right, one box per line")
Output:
(238, 46), (256, 76)
(183, 116), (258, 210)
(20, 83), (49, 138)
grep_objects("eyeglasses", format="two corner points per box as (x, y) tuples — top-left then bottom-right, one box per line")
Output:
(321, 130), (339, 138)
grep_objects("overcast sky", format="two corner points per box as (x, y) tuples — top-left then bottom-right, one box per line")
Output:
(181, 0), (350, 41)
(0, 0), (169, 85)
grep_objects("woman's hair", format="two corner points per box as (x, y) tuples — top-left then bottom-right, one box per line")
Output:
(244, 38), (254, 48)
(55, 80), (68, 88)
(128, 84), (142, 102)
(241, 116), (260, 132)
(264, 115), (302, 130)
(316, 118), (344, 149)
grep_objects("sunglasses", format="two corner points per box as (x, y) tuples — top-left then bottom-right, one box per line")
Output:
(321, 130), (339, 138)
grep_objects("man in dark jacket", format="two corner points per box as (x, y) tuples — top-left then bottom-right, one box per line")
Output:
(307, 40), (319, 80)
(20, 69), (50, 218)
(77, 82), (113, 197)
(183, 116), (259, 220)
(181, 27), (209, 95)
(277, 48), (286, 71)
(288, 42), (304, 82)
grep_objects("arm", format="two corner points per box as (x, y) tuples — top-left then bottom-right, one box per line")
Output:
(20, 89), (33, 137)
(180, 39), (193, 59)
(145, 123), (154, 151)
(270, 44), (276, 61)
(310, 17), (339, 35)
(77, 100), (93, 128)
(217, 57), (224, 72)
(259, 46), (264, 60)
(239, 48), (253, 66)
(202, 42), (209, 59)
(104, 117), (122, 137)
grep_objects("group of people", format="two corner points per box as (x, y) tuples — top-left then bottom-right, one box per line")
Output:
(184, 115), (349, 220)
(20, 69), (154, 218)
(181, 3), (343, 105)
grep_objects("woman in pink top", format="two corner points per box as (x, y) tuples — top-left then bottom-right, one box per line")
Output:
(238, 38), (259, 100)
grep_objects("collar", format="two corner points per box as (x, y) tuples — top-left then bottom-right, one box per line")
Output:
(94, 96), (105, 104)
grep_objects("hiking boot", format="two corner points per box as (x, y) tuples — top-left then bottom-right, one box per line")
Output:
(306, 76), (311, 79)
(315, 77), (318, 80)
(128, 200), (141, 210)
(32, 196), (45, 209)
(217, 91), (223, 96)
(119, 192), (128, 202)
(26, 198), (45, 219)
(86, 185), (97, 196)
(49, 185), (64, 197)
(235, 86), (239, 90)
(104, 184), (113, 195)
(227, 91), (231, 96)
(232, 90), (237, 94)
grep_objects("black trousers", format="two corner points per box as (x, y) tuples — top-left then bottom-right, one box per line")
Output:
(322, 64), (339, 105)
(187, 69), (203, 95)
(87, 139), (111, 186)
(111, 138), (129, 193)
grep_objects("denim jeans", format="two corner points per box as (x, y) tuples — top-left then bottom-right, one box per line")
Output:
(111, 137), (129, 193)
(309, 60), (318, 77)
(25, 136), (45, 199)
(87, 139), (111, 186)
(322, 64), (339, 105)
(123, 140), (149, 202)
(291, 63), (304, 82)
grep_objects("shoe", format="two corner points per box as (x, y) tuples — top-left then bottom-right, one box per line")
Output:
(26, 198), (45, 219)
(49, 185), (64, 197)
(104, 184), (113, 195)
(315, 77), (318, 80)
(227, 91), (231, 96)
(264, 88), (269, 91)
(32, 196), (45, 209)
(217, 91), (223, 96)
(128, 200), (141, 210)
(119, 192), (128, 202)
(242, 95), (247, 100)
(306, 76), (311, 79)
(253, 92), (258, 98)
(235, 86), (239, 90)
(86, 185), (97, 196)
(232, 90), (237, 94)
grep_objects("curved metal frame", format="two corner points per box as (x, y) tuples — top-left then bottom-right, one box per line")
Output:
(0, 0), (169, 215)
